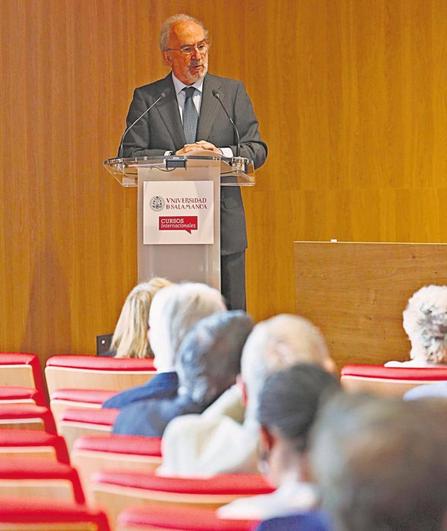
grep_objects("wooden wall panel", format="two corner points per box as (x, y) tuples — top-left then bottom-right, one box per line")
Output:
(1, 0), (447, 367)
(294, 242), (447, 368)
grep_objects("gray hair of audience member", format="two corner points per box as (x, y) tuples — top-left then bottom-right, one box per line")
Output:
(148, 282), (226, 373)
(403, 284), (447, 364)
(176, 311), (253, 406)
(310, 394), (447, 531)
(258, 363), (340, 454)
(159, 14), (209, 51)
(241, 314), (336, 427)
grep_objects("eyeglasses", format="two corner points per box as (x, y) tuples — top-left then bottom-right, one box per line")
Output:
(165, 40), (209, 56)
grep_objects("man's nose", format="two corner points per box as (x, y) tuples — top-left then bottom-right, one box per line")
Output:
(190, 46), (201, 60)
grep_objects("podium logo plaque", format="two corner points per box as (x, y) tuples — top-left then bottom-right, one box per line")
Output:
(143, 181), (214, 245)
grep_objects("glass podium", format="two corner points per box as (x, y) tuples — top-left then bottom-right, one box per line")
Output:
(104, 155), (255, 291)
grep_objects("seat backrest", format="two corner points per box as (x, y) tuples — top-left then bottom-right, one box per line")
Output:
(0, 429), (69, 464)
(45, 355), (156, 394)
(117, 504), (257, 531)
(0, 386), (46, 406)
(0, 458), (85, 504)
(49, 388), (116, 430)
(0, 497), (110, 531)
(0, 353), (44, 391)
(0, 404), (57, 434)
(58, 408), (119, 451)
(341, 364), (447, 396)
(92, 471), (273, 529)
(71, 434), (162, 503)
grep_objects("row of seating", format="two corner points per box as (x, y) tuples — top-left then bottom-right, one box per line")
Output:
(0, 352), (266, 530)
(6, 350), (447, 407)
(0, 498), (256, 530)
(3, 351), (447, 530)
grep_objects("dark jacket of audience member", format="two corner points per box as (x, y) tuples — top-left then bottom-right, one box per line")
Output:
(103, 372), (179, 409)
(112, 310), (253, 436)
(256, 511), (331, 531)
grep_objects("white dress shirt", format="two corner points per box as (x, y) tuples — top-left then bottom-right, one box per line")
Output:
(171, 73), (204, 120)
(168, 73), (233, 157)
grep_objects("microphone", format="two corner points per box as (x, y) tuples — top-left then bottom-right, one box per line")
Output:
(118, 91), (167, 158)
(212, 89), (241, 158)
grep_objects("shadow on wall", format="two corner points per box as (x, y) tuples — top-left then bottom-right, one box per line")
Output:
(21, 243), (72, 364)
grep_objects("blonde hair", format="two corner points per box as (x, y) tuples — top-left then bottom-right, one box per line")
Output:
(112, 278), (172, 359)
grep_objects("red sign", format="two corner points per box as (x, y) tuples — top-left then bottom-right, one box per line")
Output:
(159, 216), (198, 234)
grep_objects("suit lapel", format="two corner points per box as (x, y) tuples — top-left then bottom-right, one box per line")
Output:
(156, 74), (186, 149)
(196, 75), (221, 141)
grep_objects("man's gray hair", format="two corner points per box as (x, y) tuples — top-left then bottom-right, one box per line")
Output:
(310, 394), (447, 531)
(176, 310), (253, 405)
(159, 14), (208, 51)
(240, 314), (335, 427)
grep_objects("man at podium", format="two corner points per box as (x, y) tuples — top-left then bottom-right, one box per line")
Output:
(120, 13), (267, 310)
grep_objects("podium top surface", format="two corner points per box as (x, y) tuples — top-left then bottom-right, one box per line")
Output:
(104, 154), (255, 188)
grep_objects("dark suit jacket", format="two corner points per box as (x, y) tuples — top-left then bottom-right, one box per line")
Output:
(122, 73), (267, 255)
(112, 393), (206, 437)
(102, 371), (178, 409)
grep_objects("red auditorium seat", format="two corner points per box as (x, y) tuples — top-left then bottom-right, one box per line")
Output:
(45, 355), (156, 394)
(50, 388), (116, 426)
(118, 504), (257, 531)
(72, 434), (162, 501)
(0, 458), (85, 503)
(0, 404), (57, 433)
(0, 429), (70, 463)
(52, 388), (117, 404)
(58, 407), (119, 450)
(0, 352), (44, 392)
(0, 497), (110, 530)
(341, 364), (447, 396)
(0, 386), (46, 406)
(92, 470), (274, 529)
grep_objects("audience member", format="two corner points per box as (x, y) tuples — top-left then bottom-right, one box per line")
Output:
(103, 282), (225, 409)
(386, 284), (447, 367)
(310, 393), (447, 531)
(218, 363), (339, 521)
(112, 310), (253, 436)
(108, 277), (172, 358)
(158, 314), (336, 476)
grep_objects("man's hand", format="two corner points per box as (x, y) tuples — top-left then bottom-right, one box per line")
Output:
(176, 140), (222, 155)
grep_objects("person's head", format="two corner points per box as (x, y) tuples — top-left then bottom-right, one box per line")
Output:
(160, 14), (209, 85)
(310, 394), (447, 531)
(176, 310), (253, 406)
(403, 285), (447, 364)
(111, 277), (172, 359)
(148, 282), (226, 372)
(258, 363), (340, 487)
(241, 314), (336, 424)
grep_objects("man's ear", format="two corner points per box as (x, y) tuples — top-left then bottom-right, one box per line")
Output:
(260, 425), (275, 452)
(162, 51), (172, 67)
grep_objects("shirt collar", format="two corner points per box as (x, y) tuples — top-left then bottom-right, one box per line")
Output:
(171, 72), (204, 96)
